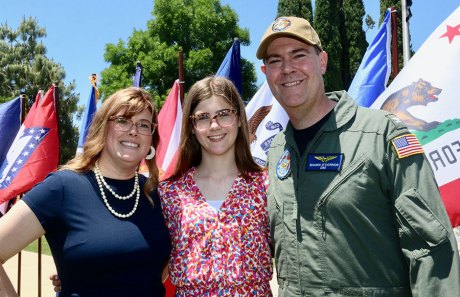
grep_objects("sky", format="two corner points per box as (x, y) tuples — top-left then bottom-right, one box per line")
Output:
(1, 0), (459, 108)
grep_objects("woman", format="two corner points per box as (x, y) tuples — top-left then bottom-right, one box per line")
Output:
(159, 76), (273, 296)
(0, 87), (171, 297)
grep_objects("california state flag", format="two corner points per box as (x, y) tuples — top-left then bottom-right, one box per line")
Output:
(371, 6), (460, 227)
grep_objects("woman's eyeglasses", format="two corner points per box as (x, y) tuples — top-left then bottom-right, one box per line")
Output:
(109, 116), (157, 135)
(189, 109), (238, 131)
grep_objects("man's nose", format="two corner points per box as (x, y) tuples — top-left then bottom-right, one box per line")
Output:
(281, 58), (295, 73)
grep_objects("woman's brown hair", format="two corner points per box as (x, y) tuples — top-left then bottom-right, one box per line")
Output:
(61, 87), (160, 198)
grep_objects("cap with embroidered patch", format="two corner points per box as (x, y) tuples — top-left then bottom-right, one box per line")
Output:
(256, 16), (323, 60)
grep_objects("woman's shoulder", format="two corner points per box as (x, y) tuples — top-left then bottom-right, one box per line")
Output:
(242, 169), (269, 196)
(159, 168), (194, 190)
(158, 179), (174, 192)
(147, 187), (162, 205)
(137, 172), (148, 184)
(22, 170), (88, 208)
(245, 169), (268, 183)
(44, 169), (87, 184)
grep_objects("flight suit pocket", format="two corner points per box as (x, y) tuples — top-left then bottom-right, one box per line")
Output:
(267, 190), (287, 282)
(394, 189), (449, 258)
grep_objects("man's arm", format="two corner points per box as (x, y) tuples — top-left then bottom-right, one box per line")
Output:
(388, 133), (460, 296)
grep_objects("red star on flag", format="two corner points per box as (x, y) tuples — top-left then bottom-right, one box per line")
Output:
(439, 23), (460, 43)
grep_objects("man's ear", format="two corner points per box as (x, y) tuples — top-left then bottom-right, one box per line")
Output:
(319, 51), (328, 75)
(261, 64), (267, 74)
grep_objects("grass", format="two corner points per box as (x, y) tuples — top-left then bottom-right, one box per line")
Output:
(24, 237), (52, 256)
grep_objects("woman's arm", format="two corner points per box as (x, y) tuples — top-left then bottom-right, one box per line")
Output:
(0, 201), (46, 297)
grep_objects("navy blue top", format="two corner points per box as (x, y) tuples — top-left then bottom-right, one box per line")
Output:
(23, 170), (171, 297)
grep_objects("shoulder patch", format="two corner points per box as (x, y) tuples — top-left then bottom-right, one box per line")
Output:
(276, 149), (291, 179)
(391, 134), (424, 159)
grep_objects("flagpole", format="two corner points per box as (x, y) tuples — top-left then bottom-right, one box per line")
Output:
(401, 0), (411, 65)
(133, 62), (143, 87)
(20, 93), (27, 121)
(53, 83), (61, 162)
(391, 7), (400, 77)
(37, 83), (59, 297)
(16, 93), (28, 296)
(178, 49), (184, 103)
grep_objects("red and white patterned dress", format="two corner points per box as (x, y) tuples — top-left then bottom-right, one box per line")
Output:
(158, 167), (273, 297)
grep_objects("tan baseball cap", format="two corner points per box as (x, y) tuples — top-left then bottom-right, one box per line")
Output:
(256, 16), (323, 60)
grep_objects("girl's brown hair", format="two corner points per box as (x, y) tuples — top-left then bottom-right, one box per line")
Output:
(171, 76), (261, 180)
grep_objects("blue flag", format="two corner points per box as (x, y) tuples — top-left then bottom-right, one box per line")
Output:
(133, 62), (143, 87)
(0, 97), (22, 166)
(216, 38), (242, 95)
(76, 76), (98, 154)
(348, 8), (392, 107)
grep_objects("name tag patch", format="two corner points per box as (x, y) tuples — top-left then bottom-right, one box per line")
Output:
(306, 154), (343, 171)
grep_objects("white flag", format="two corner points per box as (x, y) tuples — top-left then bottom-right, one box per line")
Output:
(245, 81), (289, 166)
(371, 6), (460, 227)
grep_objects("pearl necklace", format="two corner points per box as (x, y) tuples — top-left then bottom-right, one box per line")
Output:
(95, 162), (139, 200)
(93, 161), (140, 219)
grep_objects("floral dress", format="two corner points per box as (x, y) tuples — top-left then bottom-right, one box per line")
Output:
(158, 167), (273, 297)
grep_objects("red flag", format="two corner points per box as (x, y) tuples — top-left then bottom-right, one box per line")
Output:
(156, 80), (182, 181)
(163, 276), (175, 297)
(0, 85), (60, 203)
(154, 80), (181, 296)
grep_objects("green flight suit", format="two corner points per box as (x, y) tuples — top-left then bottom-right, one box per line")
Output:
(267, 91), (460, 296)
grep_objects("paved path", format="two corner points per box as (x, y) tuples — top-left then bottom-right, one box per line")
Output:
(270, 267), (279, 297)
(4, 251), (56, 297)
(5, 226), (459, 297)
(454, 226), (460, 254)
(4, 251), (279, 297)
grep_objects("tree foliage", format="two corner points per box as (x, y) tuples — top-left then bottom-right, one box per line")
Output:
(275, 0), (369, 92)
(314, 0), (343, 92)
(277, 0), (313, 23)
(341, 0), (368, 88)
(0, 17), (79, 164)
(100, 0), (257, 106)
(365, 14), (376, 32)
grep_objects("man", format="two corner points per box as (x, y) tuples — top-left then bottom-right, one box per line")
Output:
(258, 16), (460, 296)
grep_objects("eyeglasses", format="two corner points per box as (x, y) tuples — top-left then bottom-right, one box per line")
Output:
(189, 109), (238, 131)
(109, 116), (157, 135)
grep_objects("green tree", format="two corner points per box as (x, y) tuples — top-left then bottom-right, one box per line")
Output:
(0, 17), (79, 164)
(341, 0), (368, 88)
(314, 0), (343, 92)
(379, 1), (400, 27)
(277, 0), (313, 23)
(100, 0), (257, 105)
(365, 14), (376, 32)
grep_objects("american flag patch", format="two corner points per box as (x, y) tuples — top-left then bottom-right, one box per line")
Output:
(391, 134), (424, 159)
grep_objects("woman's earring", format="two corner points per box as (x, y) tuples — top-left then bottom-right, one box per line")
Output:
(145, 146), (156, 160)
